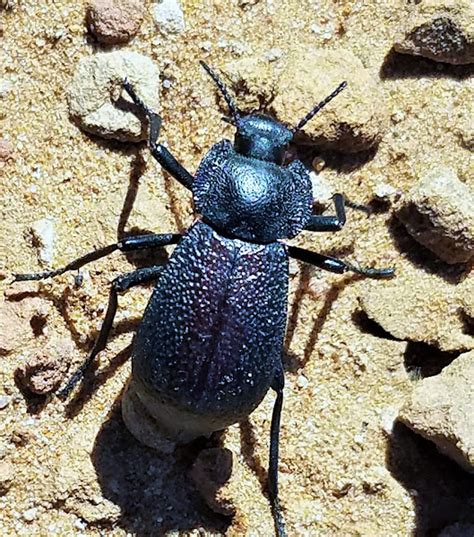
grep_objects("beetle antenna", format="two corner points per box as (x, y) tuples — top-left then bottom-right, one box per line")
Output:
(293, 81), (347, 133)
(200, 61), (241, 126)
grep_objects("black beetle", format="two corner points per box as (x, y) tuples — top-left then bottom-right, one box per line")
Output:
(13, 62), (394, 536)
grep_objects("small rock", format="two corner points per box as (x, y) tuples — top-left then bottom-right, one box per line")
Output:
(11, 427), (33, 446)
(16, 338), (74, 395)
(0, 395), (11, 410)
(361, 466), (391, 494)
(394, 0), (474, 65)
(359, 266), (474, 352)
(438, 522), (474, 537)
(0, 302), (33, 355)
(68, 50), (160, 142)
(310, 171), (334, 208)
(373, 182), (398, 200)
(151, 0), (185, 34)
(0, 139), (13, 164)
(189, 448), (234, 516)
(0, 78), (12, 98)
(30, 217), (55, 266)
(0, 461), (14, 494)
(0, 0), (14, 9)
(399, 350), (474, 473)
(87, 0), (146, 44)
(22, 507), (38, 522)
(225, 49), (388, 153)
(396, 167), (474, 264)
(457, 111), (474, 151)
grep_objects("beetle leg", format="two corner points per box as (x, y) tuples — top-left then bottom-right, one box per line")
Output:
(304, 193), (346, 232)
(268, 365), (287, 537)
(57, 265), (164, 400)
(12, 233), (180, 282)
(123, 80), (194, 190)
(287, 246), (395, 279)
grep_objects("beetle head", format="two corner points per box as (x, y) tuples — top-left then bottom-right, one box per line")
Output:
(200, 61), (347, 165)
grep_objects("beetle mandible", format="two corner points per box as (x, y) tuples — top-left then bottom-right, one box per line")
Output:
(13, 61), (394, 537)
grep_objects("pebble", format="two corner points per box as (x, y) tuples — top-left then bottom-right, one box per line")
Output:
(68, 50), (160, 142)
(189, 448), (235, 516)
(151, 0), (185, 34)
(30, 217), (55, 266)
(394, 0), (474, 65)
(87, 0), (146, 44)
(310, 171), (334, 207)
(0, 395), (11, 410)
(0, 139), (14, 164)
(373, 182), (398, 200)
(0, 461), (14, 494)
(22, 508), (38, 522)
(16, 338), (74, 395)
(396, 166), (474, 264)
(399, 350), (474, 473)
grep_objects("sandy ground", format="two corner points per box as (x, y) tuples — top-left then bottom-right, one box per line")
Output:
(1, 1), (473, 536)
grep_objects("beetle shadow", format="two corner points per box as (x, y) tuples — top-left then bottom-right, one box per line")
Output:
(284, 267), (360, 373)
(387, 216), (470, 284)
(387, 421), (474, 536)
(380, 49), (474, 81)
(91, 394), (229, 536)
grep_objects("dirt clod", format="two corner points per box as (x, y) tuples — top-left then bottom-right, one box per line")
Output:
(396, 167), (474, 264)
(399, 350), (474, 473)
(16, 338), (74, 395)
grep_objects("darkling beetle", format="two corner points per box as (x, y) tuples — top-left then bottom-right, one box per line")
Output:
(13, 61), (394, 536)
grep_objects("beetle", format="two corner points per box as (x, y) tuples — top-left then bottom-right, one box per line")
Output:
(13, 62), (394, 536)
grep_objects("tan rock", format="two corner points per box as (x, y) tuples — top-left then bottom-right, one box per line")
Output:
(16, 337), (74, 395)
(399, 350), (474, 473)
(87, 0), (145, 44)
(189, 447), (235, 516)
(0, 296), (50, 355)
(224, 48), (389, 153)
(394, 0), (474, 65)
(273, 48), (389, 153)
(396, 167), (474, 264)
(0, 460), (14, 494)
(359, 266), (474, 353)
(68, 50), (160, 142)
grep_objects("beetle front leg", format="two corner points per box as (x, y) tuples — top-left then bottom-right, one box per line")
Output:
(57, 265), (164, 400)
(12, 233), (180, 282)
(123, 80), (194, 190)
(268, 365), (287, 537)
(304, 193), (346, 232)
(287, 246), (395, 278)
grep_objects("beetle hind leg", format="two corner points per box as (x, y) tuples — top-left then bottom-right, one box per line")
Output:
(268, 365), (287, 537)
(57, 266), (163, 400)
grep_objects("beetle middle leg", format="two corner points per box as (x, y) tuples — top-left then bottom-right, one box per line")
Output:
(287, 245), (395, 278)
(58, 265), (164, 399)
(268, 364), (287, 537)
(304, 193), (346, 232)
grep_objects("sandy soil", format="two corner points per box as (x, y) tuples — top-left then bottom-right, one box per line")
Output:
(1, 1), (473, 536)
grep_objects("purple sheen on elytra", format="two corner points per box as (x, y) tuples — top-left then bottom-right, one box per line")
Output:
(132, 220), (288, 422)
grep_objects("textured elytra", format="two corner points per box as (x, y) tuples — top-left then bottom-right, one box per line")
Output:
(193, 140), (312, 243)
(132, 221), (288, 421)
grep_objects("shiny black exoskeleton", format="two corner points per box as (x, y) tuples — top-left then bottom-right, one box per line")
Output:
(13, 62), (394, 537)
